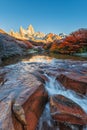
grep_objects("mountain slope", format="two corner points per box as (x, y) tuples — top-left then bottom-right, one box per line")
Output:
(0, 29), (33, 60)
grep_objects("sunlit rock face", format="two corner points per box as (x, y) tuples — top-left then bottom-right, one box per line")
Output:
(43, 33), (61, 42)
(0, 29), (6, 34)
(9, 25), (62, 43)
(27, 24), (35, 35)
(34, 32), (46, 39)
(9, 24), (46, 40)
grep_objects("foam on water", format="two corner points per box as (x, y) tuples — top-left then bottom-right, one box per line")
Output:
(42, 74), (87, 130)
(45, 74), (87, 113)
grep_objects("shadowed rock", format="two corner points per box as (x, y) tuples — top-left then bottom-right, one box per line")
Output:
(0, 29), (33, 61)
(0, 63), (48, 130)
(50, 95), (87, 125)
(57, 73), (87, 95)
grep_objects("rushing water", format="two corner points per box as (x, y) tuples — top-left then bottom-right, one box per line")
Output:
(1, 53), (87, 67)
(1, 53), (87, 130)
(23, 54), (87, 130)
(45, 74), (87, 113)
(37, 74), (87, 130)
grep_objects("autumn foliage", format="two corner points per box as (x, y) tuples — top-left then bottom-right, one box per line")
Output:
(49, 28), (87, 54)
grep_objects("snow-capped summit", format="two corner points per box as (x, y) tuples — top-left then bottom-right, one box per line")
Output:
(59, 33), (67, 38)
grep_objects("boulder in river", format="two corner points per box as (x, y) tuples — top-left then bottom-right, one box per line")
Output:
(50, 95), (87, 125)
(57, 73), (87, 95)
(0, 64), (48, 130)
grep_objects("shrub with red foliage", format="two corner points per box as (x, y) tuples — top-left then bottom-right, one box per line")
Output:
(49, 28), (87, 54)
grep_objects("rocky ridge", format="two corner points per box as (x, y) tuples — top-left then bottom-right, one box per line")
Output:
(9, 24), (46, 40)
(9, 25), (62, 43)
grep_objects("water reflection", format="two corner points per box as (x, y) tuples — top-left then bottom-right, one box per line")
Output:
(1, 53), (87, 67)
(22, 55), (52, 63)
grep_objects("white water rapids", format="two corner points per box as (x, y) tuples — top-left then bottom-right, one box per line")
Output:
(37, 74), (87, 130)
(45, 74), (87, 113)
(3, 55), (87, 130)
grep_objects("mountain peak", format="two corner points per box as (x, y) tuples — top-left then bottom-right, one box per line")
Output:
(9, 24), (45, 40)
(19, 26), (26, 37)
(27, 24), (33, 29)
(27, 24), (35, 35)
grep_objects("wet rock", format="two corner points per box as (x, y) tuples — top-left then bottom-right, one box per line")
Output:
(0, 73), (7, 86)
(36, 103), (84, 130)
(50, 95), (87, 125)
(36, 121), (59, 130)
(57, 73), (87, 95)
(58, 122), (74, 130)
(22, 85), (48, 130)
(36, 103), (59, 130)
(12, 85), (48, 130)
(0, 64), (48, 130)
(58, 122), (84, 130)
(0, 93), (15, 130)
(13, 103), (26, 125)
(36, 120), (83, 130)
(32, 71), (49, 83)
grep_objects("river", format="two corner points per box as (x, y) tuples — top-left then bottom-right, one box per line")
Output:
(0, 53), (87, 130)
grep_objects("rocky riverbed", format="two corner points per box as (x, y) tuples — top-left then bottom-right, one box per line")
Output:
(0, 54), (87, 130)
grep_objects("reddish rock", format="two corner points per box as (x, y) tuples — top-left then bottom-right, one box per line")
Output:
(58, 122), (83, 130)
(0, 68), (48, 130)
(39, 74), (49, 82)
(50, 95), (87, 125)
(58, 122), (74, 130)
(44, 33), (61, 43)
(36, 121), (59, 130)
(12, 113), (23, 130)
(57, 73), (87, 95)
(12, 85), (48, 130)
(0, 73), (7, 85)
(32, 71), (49, 83)
(22, 85), (48, 130)
(36, 120), (84, 130)
(30, 40), (44, 46)
(22, 40), (33, 48)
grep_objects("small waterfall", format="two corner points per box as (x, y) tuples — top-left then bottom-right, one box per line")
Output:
(45, 74), (87, 113)
(37, 74), (87, 130)
(37, 103), (53, 130)
(37, 103), (60, 130)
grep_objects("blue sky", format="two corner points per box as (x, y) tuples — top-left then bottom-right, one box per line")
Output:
(0, 0), (87, 34)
